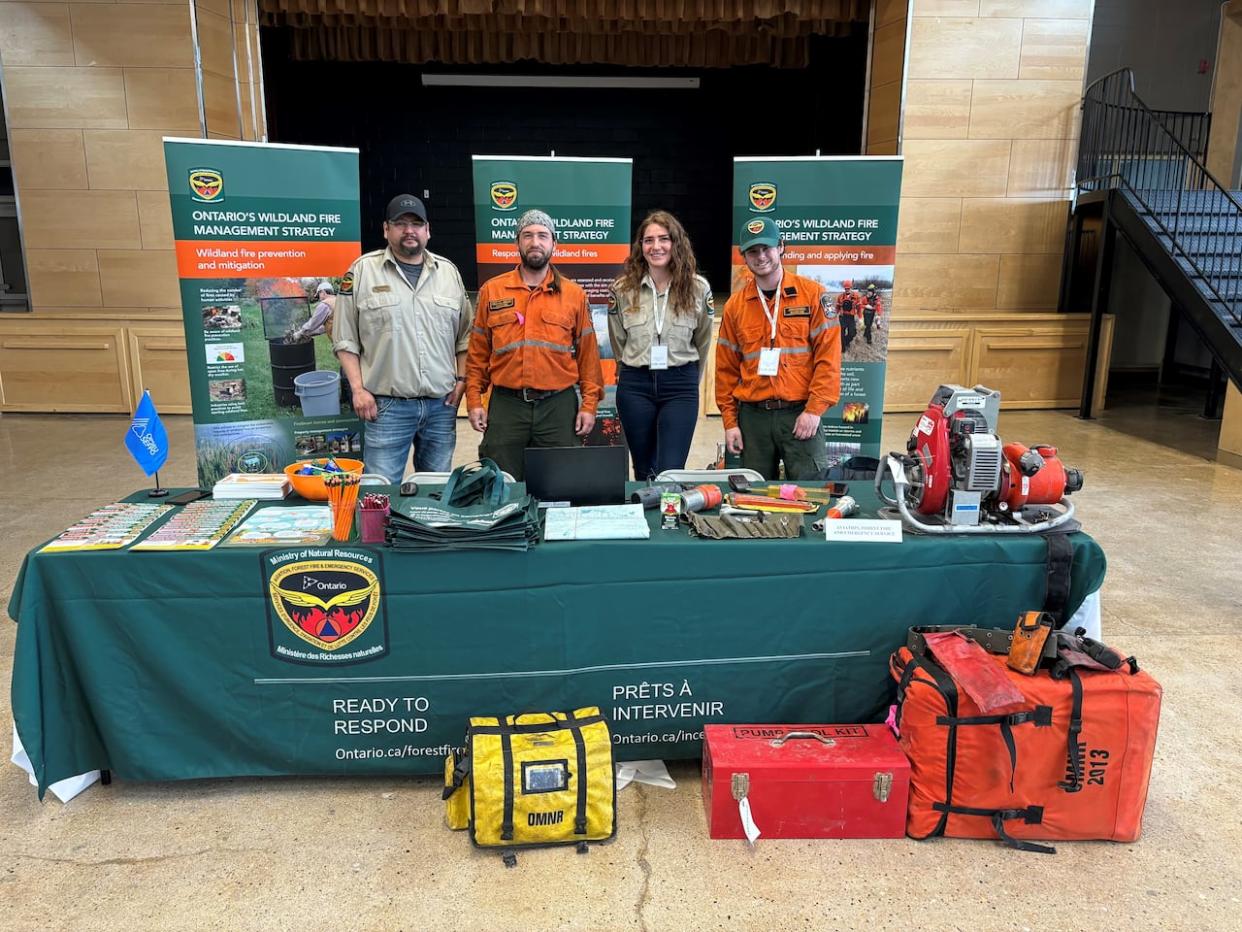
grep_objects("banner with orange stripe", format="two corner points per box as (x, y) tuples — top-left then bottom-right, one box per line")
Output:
(471, 155), (633, 409)
(164, 138), (364, 490)
(731, 156), (905, 465)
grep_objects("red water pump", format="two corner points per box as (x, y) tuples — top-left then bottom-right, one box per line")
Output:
(876, 384), (1083, 534)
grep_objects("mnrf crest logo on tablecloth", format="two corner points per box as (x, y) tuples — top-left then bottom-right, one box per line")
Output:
(263, 546), (388, 665)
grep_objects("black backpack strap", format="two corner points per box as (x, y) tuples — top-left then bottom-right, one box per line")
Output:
(500, 728), (515, 841)
(1057, 668), (1085, 793)
(567, 711), (589, 836)
(442, 747), (472, 800)
(932, 803), (1055, 854)
(1044, 533), (1073, 627)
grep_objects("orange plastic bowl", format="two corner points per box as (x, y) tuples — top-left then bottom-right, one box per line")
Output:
(284, 458), (365, 501)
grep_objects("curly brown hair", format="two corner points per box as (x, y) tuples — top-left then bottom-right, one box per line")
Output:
(615, 210), (700, 320)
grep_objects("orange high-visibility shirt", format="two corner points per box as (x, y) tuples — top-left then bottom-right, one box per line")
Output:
(466, 266), (604, 414)
(714, 272), (842, 431)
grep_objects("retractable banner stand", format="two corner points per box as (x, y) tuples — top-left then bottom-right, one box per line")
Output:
(732, 156), (903, 469)
(163, 139), (363, 488)
(471, 155), (632, 444)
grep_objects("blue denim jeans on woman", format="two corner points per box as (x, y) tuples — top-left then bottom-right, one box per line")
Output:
(615, 361), (700, 480)
(363, 395), (457, 482)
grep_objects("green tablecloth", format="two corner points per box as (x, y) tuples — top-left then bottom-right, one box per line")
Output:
(8, 485), (1106, 797)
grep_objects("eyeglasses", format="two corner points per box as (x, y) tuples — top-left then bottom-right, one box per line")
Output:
(388, 219), (425, 231)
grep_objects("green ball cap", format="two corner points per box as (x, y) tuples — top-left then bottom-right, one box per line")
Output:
(739, 216), (780, 252)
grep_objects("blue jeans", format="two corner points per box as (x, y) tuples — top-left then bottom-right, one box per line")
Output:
(363, 395), (457, 482)
(615, 362), (700, 480)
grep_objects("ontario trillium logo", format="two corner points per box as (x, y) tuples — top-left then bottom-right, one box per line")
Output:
(490, 181), (517, 211)
(189, 168), (224, 203)
(748, 183), (777, 212)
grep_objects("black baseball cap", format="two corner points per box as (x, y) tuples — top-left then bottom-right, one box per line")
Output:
(386, 194), (427, 223)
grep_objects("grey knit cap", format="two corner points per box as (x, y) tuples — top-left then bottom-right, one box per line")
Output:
(516, 208), (556, 239)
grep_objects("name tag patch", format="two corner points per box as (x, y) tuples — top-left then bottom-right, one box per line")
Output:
(373, 285), (392, 293)
(489, 298), (516, 311)
(783, 305), (811, 318)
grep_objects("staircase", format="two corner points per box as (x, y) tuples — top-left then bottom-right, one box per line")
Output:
(1066, 68), (1242, 416)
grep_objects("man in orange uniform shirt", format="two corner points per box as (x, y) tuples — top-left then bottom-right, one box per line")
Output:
(466, 209), (604, 480)
(715, 217), (841, 479)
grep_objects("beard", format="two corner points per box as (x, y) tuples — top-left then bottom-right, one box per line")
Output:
(393, 238), (424, 261)
(519, 246), (550, 270)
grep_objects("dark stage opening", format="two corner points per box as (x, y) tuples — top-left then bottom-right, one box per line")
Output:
(260, 26), (868, 290)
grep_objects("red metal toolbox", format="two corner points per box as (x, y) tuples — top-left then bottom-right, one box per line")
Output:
(702, 724), (910, 839)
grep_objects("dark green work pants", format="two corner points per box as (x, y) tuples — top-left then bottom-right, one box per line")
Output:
(737, 402), (828, 481)
(479, 387), (578, 480)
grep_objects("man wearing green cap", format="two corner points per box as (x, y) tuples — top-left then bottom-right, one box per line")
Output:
(715, 217), (841, 479)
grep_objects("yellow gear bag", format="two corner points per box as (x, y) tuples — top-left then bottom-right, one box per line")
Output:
(443, 708), (617, 856)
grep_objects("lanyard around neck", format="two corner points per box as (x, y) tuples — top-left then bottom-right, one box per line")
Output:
(754, 274), (783, 346)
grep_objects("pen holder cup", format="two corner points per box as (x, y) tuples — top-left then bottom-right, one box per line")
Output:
(360, 504), (390, 544)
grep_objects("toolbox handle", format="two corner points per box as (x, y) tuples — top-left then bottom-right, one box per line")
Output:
(769, 731), (837, 748)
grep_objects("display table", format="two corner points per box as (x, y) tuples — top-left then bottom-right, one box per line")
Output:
(8, 485), (1105, 797)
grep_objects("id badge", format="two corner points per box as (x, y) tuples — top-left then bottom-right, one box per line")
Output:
(758, 347), (781, 377)
(650, 344), (669, 370)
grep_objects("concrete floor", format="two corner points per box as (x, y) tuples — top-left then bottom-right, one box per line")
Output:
(1, 407), (1240, 931)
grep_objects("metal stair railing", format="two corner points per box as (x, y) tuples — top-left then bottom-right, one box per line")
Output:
(1077, 67), (1242, 328)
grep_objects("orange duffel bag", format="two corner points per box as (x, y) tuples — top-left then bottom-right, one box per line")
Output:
(890, 623), (1161, 853)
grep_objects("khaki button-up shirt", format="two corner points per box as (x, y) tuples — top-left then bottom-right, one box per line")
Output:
(607, 274), (714, 373)
(332, 247), (471, 398)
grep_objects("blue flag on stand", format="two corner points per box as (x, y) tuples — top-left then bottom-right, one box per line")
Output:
(125, 390), (169, 476)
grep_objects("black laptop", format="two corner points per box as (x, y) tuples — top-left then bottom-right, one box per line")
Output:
(523, 446), (628, 506)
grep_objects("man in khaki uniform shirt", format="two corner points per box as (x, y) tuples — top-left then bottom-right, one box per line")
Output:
(333, 194), (472, 481)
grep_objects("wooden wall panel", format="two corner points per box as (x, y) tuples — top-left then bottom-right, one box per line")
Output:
(69, 3), (193, 69)
(902, 139), (1012, 197)
(0, 325), (131, 412)
(1007, 138), (1075, 198)
(98, 249), (181, 308)
(978, 0), (1091, 17)
(1019, 19), (1089, 81)
(883, 328), (971, 409)
(128, 329), (192, 413)
(871, 19), (907, 89)
(917, 1), (981, 14)
(83, 129), (173, 191)
(970, 326), (1088, 408)
(894, 0), (1088, 335)
(26, 249), (103, 307)
(8, 129), (88, 190)
(21, 190), (143, 250)
(1, 0), (267, 414)
(136, 190), (175, 250)
(882, 314), (1111, 413)
(903, 80), (972, 139)
(896, 197), (961, 254)
(967, 80), (1081, 139)
(907, 18), (1022, 79)
(5, 66), (128, 129)
(866, 80), (901, 149)
(892, 254), (1001, 309)
(957, 198), (1066, 254)
(996, 253), (1063, 309)
(123, 68), (203, 131)
(0, 3), (75, 67)
(196, 8), (237, 79)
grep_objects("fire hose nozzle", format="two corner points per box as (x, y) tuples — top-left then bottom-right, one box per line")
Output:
(1064, 466), (1084, 494)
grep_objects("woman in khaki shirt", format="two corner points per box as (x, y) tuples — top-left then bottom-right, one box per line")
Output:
(607, 210), (714, 480)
